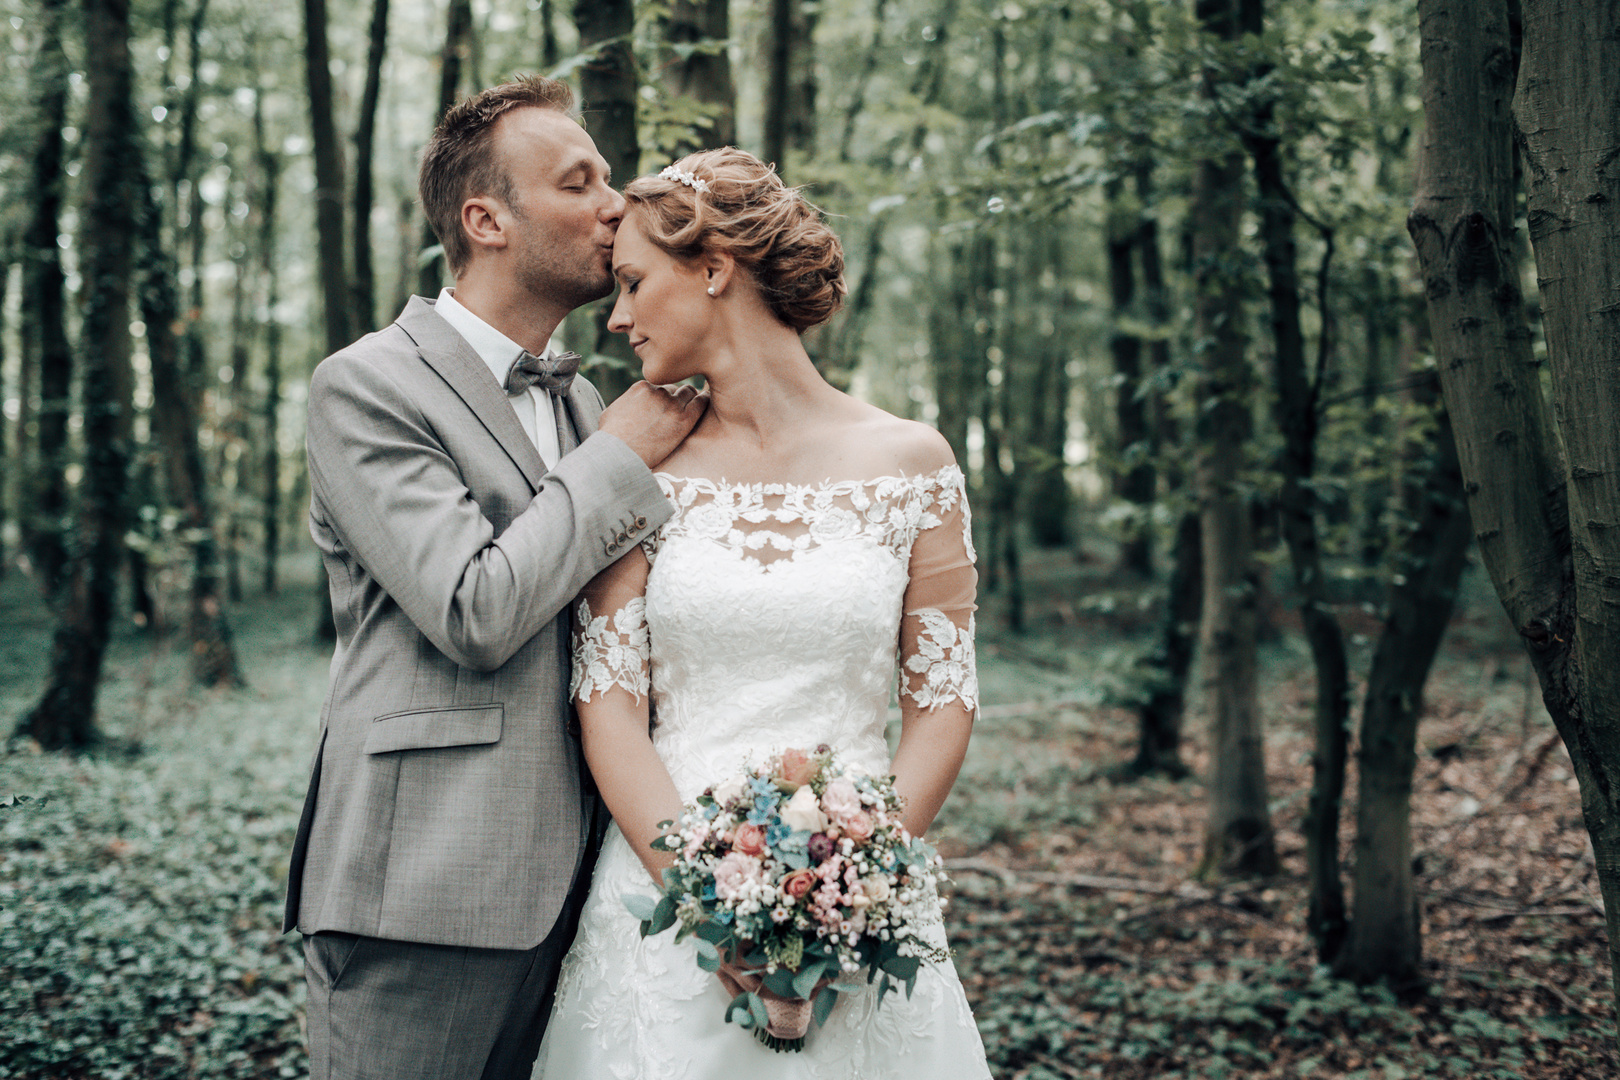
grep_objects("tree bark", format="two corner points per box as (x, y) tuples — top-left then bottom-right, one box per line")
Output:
(134, 172), (244, 688)
(1337, 385), (1472, 989)
(1106, 177), (1154, 575)
(19, 0), (137, 750)
(663, 0), (735, 155)
(302, 0), (345, 642)
(1240, 0), (1350, 958)
(418, 0), (471, 297)
(21, 0), (73, 598)
(253, 78), (283, 596)
(352, 0), (390, 334)
(1191, 0), (1277, 881)
(763, 0), (815, 175)
(575, 0), (639, 402)
(1513, 0), (1620, 1021)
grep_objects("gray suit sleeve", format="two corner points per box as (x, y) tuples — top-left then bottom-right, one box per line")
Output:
(307, 350), (671, 672)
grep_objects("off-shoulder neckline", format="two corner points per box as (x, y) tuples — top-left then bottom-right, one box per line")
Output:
(652, 463), (963, 495)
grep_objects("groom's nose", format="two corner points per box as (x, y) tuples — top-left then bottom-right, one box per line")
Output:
(601, 186), (626, 228)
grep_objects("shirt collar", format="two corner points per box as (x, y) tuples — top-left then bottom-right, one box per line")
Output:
(434, 287), (556, 394)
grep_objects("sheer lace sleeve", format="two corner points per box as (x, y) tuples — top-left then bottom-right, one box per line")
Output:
(571, 549), (652, 704)
(898, 466), (978, 713)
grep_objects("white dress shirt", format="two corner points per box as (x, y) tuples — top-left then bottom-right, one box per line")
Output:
(435, 287), (563, 469)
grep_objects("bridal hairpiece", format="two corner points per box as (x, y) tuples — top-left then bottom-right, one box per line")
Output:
(660, 165), (710, 195)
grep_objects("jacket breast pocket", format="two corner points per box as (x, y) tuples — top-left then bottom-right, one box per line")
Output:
(365, 704), (503, 754)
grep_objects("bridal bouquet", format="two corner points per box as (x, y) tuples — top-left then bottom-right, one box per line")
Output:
(623, 746), (950, 1052)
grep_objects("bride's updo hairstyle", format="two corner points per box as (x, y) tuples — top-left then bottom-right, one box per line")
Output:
(623, 148), (846, 333)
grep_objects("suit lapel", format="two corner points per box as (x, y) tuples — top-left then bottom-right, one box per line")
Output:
(397, 296), (547, 492)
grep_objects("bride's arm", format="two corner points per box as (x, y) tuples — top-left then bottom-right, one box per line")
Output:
(571, 547), (682, 882)
(890, 458), (980, 838)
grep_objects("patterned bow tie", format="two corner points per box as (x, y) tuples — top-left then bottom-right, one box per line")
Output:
(504, 349), (580, 395)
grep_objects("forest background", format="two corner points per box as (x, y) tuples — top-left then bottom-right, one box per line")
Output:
(3, 0), (1620, 1077)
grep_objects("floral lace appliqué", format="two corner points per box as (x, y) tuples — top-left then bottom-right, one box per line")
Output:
(902, 610), (978, 712)
(571, 597), (651, 703)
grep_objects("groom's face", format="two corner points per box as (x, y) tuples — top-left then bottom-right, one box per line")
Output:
(491, 107), (625, 310)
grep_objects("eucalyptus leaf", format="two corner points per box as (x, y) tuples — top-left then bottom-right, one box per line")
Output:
(792, 959), (826, 999)
(621, 893), (658, 922)
(693, 937), (720, 972)
(748, 991), (769, 1030)
(648, 895), (677, 935)
(812, 986), (838, 1028)
(725, 992), (753, 1028)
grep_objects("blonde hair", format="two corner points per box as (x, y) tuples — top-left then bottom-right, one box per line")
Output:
(623, 148), (846, 332)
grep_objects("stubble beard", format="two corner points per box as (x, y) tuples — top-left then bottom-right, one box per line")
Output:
(511, 227), (615, 315)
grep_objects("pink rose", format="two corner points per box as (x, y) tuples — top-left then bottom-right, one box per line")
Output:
(732, 822), (766, 856)
(842, 810), (874, 842)
(820, 778), (861, 820)
(781, 868), (817, 900)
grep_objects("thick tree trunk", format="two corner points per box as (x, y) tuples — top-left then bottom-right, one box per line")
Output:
(1192, 0), (1277, 881)
(1338, 388), (1472, 990)
(575, 0), (638, 402)
(1106, 178), (1154, 576)
(1132, 512), (1199, 778)
(303, 0), (345, 642)
(418, 0), (471, 297)
(663, 0), (735, 154)
(20, 0), (137, 750)
(1241, 3), (1351, 957)
(22, 0), (72, 598)
(352, 0), (389, 334)
(1514, 0), (1620, 1022)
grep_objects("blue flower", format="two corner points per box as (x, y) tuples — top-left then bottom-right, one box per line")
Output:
(702, 882), (717, 901)
(716, 909), (735, 925)
(765, 823), (792, 847)
(746, 803), (778, 825)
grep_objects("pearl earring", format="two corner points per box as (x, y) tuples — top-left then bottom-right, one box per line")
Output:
(707, 286), (716, 296)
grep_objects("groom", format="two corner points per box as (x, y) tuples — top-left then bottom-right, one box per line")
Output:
(285, 76), (703, 1079)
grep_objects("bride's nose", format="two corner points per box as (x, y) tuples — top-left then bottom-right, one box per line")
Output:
(607, 291), (631, 334)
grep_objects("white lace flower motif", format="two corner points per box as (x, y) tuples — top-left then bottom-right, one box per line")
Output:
(571, 597), (650, 703)
(682, 501), (734, 541)
(902, 610), (979, 712)
(807, 505), (863, 545)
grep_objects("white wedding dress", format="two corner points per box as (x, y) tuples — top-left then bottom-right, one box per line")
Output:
(532, 465), (992, 1079)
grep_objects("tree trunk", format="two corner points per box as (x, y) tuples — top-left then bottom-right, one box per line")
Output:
(1106, 177), (1154, 575)
(1337, 385), (1472, 990)
(575, 0), (638, 402)
(135, 142), (244, 687)
(303, 0), (345, 642)
(1192, 0), (1277, 881)
(663, 0), (735, 155)
(538, 0), (558, 68)
(352, 0), (389, 335)
(21, 0), (72, 599)
(20, 0), (137, 750)
(762, 0), (816, 174)
(1132, 511), (1199, 778)
(253, 80), (283, 596)
(1513, 0), (1620, 1021)
(837, 0), (889, 163)
(1241, 0), (1350, 958)
(0, 242), (10, 575)
(418, 0), (471, 297)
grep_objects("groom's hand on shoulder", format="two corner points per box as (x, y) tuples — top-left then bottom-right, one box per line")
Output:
(599, 381), (708, 469)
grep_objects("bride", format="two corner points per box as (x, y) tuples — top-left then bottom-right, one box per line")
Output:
(532, 148), (991, 1079)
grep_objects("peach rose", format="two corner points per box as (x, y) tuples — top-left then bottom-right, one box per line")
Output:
(780, 748), (818, 788)
(732, 822), (766, 856)
(781, 868), (817, 901)
(820, 778), (861, 820)
(841, 810), (875, 842)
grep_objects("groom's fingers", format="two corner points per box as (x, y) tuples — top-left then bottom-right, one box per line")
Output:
(599, 380), (708, 467)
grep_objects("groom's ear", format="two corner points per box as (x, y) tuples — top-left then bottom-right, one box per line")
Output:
(702, 252), (735, 297)
(461, 196), (509, 256)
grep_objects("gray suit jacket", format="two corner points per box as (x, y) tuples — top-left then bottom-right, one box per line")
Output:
(284, 295), (670, 950)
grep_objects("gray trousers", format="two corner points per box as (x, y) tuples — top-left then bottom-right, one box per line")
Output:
(302, 806), (605, 1080)
(303, 913), (574, 1080)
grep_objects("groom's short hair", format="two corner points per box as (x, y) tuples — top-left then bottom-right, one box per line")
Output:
(419, 76), (579, 277)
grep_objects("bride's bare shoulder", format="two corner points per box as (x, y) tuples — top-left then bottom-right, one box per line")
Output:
(844, 401), (958, 477)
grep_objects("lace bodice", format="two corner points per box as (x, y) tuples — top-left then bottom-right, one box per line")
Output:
(538, 463), (990, 1080)
(571, 465), (978, 799)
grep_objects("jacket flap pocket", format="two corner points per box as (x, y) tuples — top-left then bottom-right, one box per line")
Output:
(365, 705), (503, 754)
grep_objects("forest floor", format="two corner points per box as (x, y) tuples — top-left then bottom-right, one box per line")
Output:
(1, 546), (1615, 1079)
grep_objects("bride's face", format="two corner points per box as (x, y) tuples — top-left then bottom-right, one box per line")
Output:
(608, 211), (712, 384)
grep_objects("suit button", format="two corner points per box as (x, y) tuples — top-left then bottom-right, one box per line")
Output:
(634, 516), (647, 529)
(617, 532), (630, 544)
